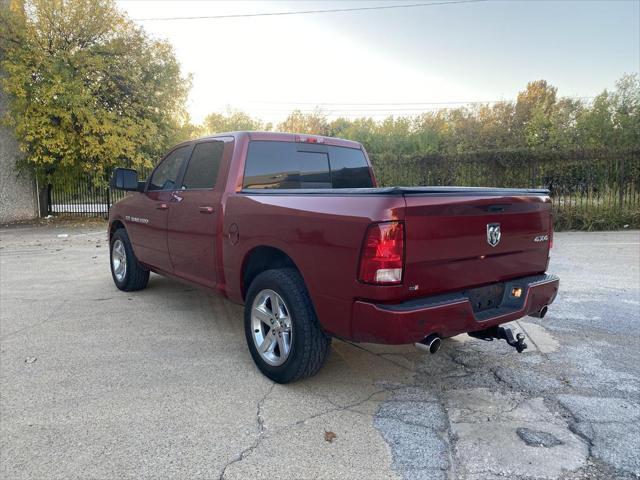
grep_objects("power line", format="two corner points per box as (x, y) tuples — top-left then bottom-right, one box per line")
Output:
(224, 107), (495, 113)
(204, 96), (597, 113)
(243, 98), (597, 109)
(132, 0), (487, 22)
(247, 100), (506, 106)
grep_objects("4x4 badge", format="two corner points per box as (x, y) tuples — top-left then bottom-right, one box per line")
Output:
(487, 223), (501, 247)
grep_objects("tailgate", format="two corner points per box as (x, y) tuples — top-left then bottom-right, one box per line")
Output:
(402, 190), (552, 298)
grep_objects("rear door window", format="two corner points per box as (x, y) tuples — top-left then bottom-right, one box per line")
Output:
(243, 141), (372, 189)
(182, 141), (224, 190)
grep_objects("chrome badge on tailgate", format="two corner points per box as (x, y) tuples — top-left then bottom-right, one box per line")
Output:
(486, 223), (501, 247)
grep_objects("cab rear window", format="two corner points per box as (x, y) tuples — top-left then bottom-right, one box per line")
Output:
(243, 141), (373, 189)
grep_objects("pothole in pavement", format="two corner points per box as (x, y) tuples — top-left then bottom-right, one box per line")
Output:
(446, 388), (588, 479)
(371, 322), (639, 480)
(516, 427), (563, 448)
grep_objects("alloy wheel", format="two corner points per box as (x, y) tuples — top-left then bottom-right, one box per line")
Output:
(250, 289), (293, 366)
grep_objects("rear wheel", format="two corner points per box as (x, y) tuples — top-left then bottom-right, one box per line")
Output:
(110, 228), (149, 291)
(244, 268), (331, 383)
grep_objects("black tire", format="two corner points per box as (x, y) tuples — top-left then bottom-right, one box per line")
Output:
(244, 268), (331, 383)
(109, 228), (150, 292)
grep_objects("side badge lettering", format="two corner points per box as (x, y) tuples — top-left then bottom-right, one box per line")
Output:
(125, 215), (149, 225)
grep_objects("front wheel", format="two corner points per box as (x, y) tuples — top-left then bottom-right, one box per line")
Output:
(110, 228), (149, 291)
(244, 269), (331, 383)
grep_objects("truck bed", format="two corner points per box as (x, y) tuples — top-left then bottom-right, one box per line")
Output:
(241, 186), (550, 196)
(228, 186), (552, 340)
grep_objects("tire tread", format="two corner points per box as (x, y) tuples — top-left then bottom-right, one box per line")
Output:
(111, 228), (149, 292)
(245, 268), (331, 383)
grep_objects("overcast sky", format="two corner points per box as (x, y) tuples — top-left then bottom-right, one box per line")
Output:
(116, 0), (640, 124)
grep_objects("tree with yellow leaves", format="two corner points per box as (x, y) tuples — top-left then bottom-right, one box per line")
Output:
(0, 0), (192, 208)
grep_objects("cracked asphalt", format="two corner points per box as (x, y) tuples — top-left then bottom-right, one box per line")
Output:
(1, 224), (638, 479)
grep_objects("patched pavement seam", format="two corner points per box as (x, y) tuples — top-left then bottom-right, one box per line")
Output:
(366, 338), (606, 479)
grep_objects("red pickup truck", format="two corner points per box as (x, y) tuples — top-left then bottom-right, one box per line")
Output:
(108, 131), (559, 383)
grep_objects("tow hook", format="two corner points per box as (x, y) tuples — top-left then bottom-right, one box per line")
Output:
(468, 326), (528, 353)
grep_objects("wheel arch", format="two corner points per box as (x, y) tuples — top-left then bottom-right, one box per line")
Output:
(109, 219), (126, 238)
(241, 246), (303, 301)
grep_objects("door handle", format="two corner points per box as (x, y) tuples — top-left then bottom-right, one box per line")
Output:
(199, 206), (215, 214)
(156, 202), (169, 210)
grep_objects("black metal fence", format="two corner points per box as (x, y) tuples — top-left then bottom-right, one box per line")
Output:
(48, 168), (150, 217)
(47, 175), (111, 217)
(47, 149), (640, 230)
(370, 149), (640, 230)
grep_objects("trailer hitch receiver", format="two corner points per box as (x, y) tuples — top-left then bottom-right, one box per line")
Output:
(468, 325), (528, 353)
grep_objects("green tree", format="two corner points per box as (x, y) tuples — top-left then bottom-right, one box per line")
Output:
(277, 109), (329, 135)
(474, 102), (517, 151)
(610, 73), (640, 149)
(202, 108), (263, 134)
(542, 97), (581, 150)
(514, 80), (558, 149)
(575, 91), (615, 148)
(329, 116), (386, 153)
(575, 75), (639, 150)
(0, 0), (191, 207)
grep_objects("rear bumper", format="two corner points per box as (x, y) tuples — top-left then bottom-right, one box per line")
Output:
(350, 274), (559, 344)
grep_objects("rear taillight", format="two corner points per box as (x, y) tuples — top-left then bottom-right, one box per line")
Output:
(358, 221), (405, 284)
(549, 217), (554, 249)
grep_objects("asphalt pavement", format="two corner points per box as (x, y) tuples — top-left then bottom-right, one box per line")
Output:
(0, 223), (638, 479)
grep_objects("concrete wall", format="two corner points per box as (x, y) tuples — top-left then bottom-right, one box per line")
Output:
(0, 70), (39, 223)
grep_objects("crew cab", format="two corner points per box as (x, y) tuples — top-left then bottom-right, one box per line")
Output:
(108, 131), (559, 383)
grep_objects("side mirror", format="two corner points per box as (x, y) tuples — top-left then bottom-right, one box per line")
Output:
(110, 168), (140, 191)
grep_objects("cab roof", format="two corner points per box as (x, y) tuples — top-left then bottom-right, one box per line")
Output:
(186, 131), (363, 150)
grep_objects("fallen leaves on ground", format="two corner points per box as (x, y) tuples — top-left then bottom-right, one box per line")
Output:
(324, 430), (337, 443)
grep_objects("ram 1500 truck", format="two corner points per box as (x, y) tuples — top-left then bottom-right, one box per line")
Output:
(108, 131), (559, 383)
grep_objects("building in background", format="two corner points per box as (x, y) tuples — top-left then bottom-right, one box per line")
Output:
(0, 62), (38, 224)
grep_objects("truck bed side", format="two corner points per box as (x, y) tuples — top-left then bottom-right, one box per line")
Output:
(222, 192), (406, 339)
(222, 188), (552, 340)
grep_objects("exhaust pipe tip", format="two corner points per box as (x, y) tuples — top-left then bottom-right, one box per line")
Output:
(529, 305), (548, 319)
(428, 336), (442, 354)
(415, 334), (442, 354)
